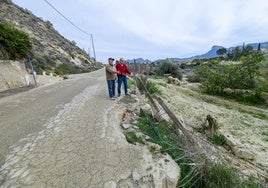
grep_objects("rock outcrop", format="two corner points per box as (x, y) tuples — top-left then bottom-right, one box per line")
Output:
(0, 1), (102, 73)
(0, 60), (34, 92)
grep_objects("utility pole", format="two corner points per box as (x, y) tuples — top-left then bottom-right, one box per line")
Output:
(91, 34), (97, 66)
(28, 59), (37, 86)
(88, 47), (91, 57)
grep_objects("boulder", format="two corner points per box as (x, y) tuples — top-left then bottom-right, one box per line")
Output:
(232, 146), (255, 160)
(222, 132), (255, 160)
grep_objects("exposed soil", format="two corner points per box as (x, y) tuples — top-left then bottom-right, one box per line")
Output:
(0, 85), (34, 98)
(151, 78), (268, 176)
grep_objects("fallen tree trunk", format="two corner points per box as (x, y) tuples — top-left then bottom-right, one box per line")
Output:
(154, 94), (268, 180)
(135, 75), (268, 181)
(154, 94), (205, 155)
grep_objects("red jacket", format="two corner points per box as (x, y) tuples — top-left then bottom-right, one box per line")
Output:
(116, 63), (131, 76)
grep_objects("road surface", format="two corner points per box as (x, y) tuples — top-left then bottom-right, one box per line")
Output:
(0, 69), (180, 187)
(0, 69), (142, 187)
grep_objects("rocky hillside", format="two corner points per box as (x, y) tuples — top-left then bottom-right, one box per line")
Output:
(0, 0), (102, 74)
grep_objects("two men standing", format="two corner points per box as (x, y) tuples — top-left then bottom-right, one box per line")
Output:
(105, 57), (131, 100)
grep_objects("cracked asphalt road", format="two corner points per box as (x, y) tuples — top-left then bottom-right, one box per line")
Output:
(0, 69), (144, 187)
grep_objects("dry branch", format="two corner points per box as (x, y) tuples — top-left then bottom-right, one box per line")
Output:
(154, 94), (268, 180)
(135, 75), (268, 181)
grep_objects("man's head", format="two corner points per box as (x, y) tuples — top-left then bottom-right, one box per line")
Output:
(108, 57), (114, 64)
(119, 57), (125, 64)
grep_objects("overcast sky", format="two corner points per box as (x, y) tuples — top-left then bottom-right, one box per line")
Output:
(12, 0), (268, 63)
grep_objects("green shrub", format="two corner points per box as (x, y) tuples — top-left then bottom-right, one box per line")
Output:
(127, 78), (136, 89)
(135, 75), (161, 95)
(187, 74), (201, 83)
(156, 59), (182, 80)
(195, 64), (228, 95)
(32, 55), (56, 73)
(146, 81), (161, 95)
(205, 164), (240, 187)
(167, 76), (175, 84)
(195, 52), (266, 105)
(125, 131), (143, 144)
(54, 63), (85, 75)
(208, 133), (226, 146)
(0, 22), (32, 59)
(135, 75), (147, 93)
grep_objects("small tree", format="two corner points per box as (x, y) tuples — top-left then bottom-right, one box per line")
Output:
(156, 59), (182, 80)
(195, 64), (230, 95)
(242, 45), (253, 56)
(240, 51), (264, 79)
(216, 47), (227, 57)
(195, 51), (266, 103)
(231, 46), (242, 61)
(257, 43), (261, 51)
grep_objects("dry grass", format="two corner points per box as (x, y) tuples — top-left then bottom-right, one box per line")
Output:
(153, 78), (268, 172)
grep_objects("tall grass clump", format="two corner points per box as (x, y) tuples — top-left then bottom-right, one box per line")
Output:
(208, 133), (227, 146)
(135, 75), (161, 95)
(137, 110), (264, 187)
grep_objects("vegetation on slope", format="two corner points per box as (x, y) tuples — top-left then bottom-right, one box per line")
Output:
(188, 50), (268, 106)
(134, 78), (266, 186)
(0, 22), (32, 60)
(129, 47), (268, 186)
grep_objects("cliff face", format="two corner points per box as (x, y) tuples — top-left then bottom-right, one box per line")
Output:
(0, 60), (34, 92)
(0, 1), (102, 73)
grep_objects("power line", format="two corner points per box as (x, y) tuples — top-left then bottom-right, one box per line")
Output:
(43, 0), (97, 63)
(43, 0), (92, 37)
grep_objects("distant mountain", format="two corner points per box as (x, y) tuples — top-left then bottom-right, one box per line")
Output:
(191, 45), (224, 59)
(127, 42), (268, 63)
(168, 45), (223, 62)
(245, 42), (268, 50)
(126, 58), (151, 63)
(172, 42), (268, 62)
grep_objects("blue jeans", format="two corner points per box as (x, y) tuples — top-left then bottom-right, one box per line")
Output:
(118, 76), (128, 95)
(107, 80), (115, 98)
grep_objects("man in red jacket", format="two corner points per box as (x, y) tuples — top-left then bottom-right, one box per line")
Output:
(116, 57), (131, 96)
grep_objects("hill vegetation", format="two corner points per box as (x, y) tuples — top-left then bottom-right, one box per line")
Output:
(128, 47), (268, 106)
(129, 48), (268, 186)
(192, 49), (268, 106)
(0, 1), (102, 75)
(0, 22), (32, 60)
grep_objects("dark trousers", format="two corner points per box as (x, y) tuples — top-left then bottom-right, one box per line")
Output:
(118, 76), (128, 95)
(107, 80), (115, 98)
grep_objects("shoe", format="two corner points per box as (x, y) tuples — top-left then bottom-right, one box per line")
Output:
(125, 93), (130, 96)
(110, 97), (115, 100)
(117, 94), (121, 97)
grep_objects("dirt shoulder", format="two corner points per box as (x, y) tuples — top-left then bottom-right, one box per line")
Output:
(0, 75), (63, 98)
